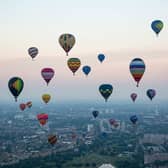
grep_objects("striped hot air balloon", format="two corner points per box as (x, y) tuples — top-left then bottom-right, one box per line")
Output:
(129, 58), (145, 87)
(41, 68), (55, 86)
(99, 84), (113, 102)
(37, 113), (48, 126)
(151, 20), (163, 36)
(67, 58), (81, 75)
(48, 135), (57, 145)
(8, 77), (24, 102)
(28, 47), (38, 60)
(59, 34), (75, 56)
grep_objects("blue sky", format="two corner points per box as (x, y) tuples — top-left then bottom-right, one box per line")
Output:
(0, 0), (168, 103)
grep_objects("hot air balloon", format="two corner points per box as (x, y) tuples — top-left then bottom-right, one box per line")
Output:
(109, 119), (119, 128)
(20, 103), (26, 111)
(130, 115), (138, 124)
(41, 68), (55, 86)
(92, 110), (99, 118)
(99, 84), (113, 102)
(42, 94), (51, 104)
(26, 101), (32, 108)
(37, 113), (48, 126)
(28, 47), (38, 60)
(48, 135), (57, 145)
(67, 58), (81, 75)
(82, 66), (91, 76)
(98, 54), (105, 63)
(59, 33), (75, 56)
(151, 20), (163, 36)
(129, 58), (145, 87)
(130, 93), (137, 102)
(8, 77), (24, 102)
(146, 89), (156, 101)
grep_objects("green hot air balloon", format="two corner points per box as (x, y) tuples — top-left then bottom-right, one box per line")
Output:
(8, 77), (24, 102)
(99, 84), (113, 102)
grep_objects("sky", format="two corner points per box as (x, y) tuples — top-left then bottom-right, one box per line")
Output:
(0, 0), (168, 104)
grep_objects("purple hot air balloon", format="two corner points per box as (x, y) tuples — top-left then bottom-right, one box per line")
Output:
(41, 68), (55, 86)
(130, 93), (137, 102)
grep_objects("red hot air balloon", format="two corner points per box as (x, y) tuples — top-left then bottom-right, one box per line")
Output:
(130, 93), (137, 102)
(20, 103), (26, 111)
(37, 113), (48, 126)
(41, 68), (55, 86)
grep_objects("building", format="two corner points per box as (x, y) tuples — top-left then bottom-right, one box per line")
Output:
(98, 164), (116, 168)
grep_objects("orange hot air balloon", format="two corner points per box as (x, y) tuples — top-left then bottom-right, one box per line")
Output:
(37, 113), (48, 126)
(67, 58), (81, 75)
(42, 94), (51, 104)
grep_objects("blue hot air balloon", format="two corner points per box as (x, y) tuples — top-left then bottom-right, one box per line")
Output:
(130, 115), (138, 125)
(146, 89), (156, 101)
(151, 20), (163, 36)
(82, 66), (91, 76)
(98, 54), (105, 63)
(99, 84), (113, 102)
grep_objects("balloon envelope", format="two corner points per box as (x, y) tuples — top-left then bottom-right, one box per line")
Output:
(20, 103), (26, 111)
(151, 20), (163, 36)
(146, 89), (156, 101)
(42, 94), (51, 104)
(28, 47), (38, 60)
(8, 77), (24, 102)
(98, 54), (105, 63)
(99, 84), (113, 102)
(82, 66), (91, 76)
(130, 115), (138, 124)
(41, 68), (55, 85)
(59, 34), (75, 56)
(37, 113), (48, 126)
(48, 135), (57, 145)
(130, 58), (145, 87)
(92, 111), (99, 118)
(130, 93), (137, 102)
(67, 58), (81, 75)
(26, 101), (32, 108)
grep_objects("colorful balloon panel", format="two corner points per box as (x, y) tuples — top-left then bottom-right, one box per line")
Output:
(99, 84), (113, 102)
(37, 113), (48, 126)
(146, 89), (156, 101)
(98, 54), (105, 63)
(28, 47), (38, 60)
(8, 77), (24, 102)
(41, 68), (55, 85)
(67, 58), (81, 75)
(82, 66), (91, 76)
(59, 34), (75, 56)
(130, 93), (137, 102)
(48, 135), (57, 145)
(151, 20), (163, 36)
(42, 94), (51, 104)
(129, 58), (145, 87)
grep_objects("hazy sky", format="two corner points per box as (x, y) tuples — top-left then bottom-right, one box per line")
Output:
(0, 0), (168, 104)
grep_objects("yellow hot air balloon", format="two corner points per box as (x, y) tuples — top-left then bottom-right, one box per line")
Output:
(59, 34), (75, 56)
(42, 94), (51, 104)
